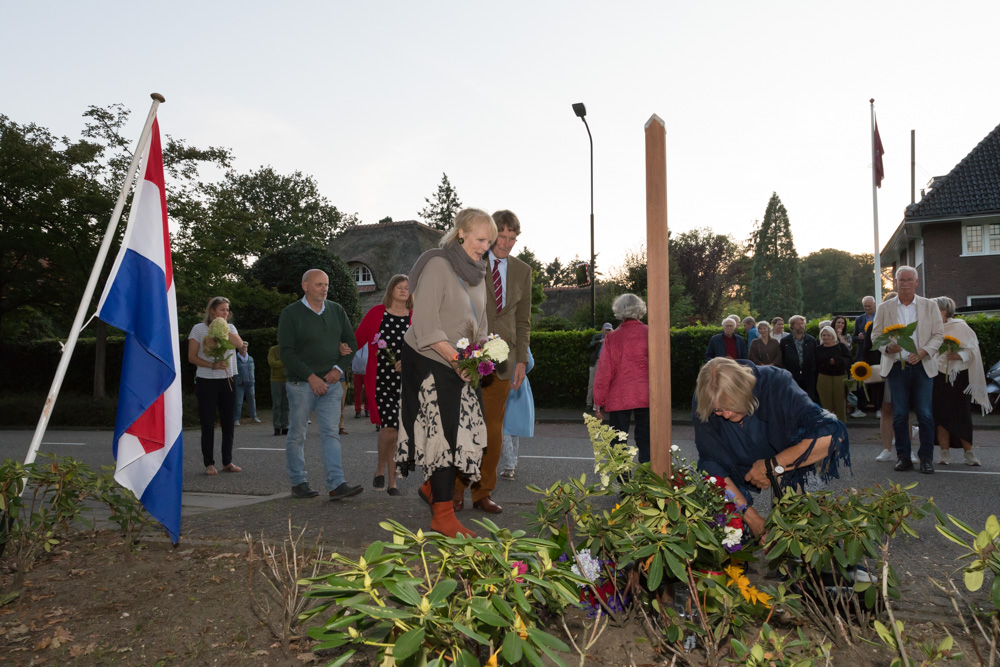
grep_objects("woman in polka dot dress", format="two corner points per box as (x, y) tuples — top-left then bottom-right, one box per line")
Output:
(354, 275), (412, 495)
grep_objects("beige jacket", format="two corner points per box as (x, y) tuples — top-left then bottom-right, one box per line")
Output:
(485, 255), (532, 380)
(871, 295), (944, 378)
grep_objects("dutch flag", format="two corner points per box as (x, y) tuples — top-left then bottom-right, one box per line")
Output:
(97, 118), (183, 543)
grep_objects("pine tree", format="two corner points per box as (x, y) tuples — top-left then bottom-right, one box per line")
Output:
(419, 173), (462, 231)
(749, 192), (803, 317)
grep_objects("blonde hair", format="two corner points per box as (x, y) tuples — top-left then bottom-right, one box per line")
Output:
(819, 325), (837, 343)
(695, 358), (759, 422)
(440, 208), (497, 247)
(203, 296), (230, 325)
(382, 274), (413, 310)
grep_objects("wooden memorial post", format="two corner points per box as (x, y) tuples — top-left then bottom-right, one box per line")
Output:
(645, 115), (672, 477)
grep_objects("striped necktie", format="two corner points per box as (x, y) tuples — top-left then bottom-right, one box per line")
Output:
(492, 259), (503, 312)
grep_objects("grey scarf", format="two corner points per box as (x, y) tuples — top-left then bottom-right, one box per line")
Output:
(408, 241), (488, 293)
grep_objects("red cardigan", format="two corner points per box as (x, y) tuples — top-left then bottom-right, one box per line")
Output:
(592, 319), (649, 412)
(354, 305), (412, 426)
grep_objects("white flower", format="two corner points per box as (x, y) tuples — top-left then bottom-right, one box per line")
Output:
(570, 549), (602, 585)
(722, 526), (743, 548)
(473, 350), (483, 358)
(482, 336), (510, 363)
(671, 445), (680, 452)
(709, 476), (717, 484)
(456, 337), (470, 350)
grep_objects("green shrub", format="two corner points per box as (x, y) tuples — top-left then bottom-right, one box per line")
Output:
(0, 392), (200, 428)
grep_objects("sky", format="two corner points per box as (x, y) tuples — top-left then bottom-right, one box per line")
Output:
(4, 1), (1000, 275)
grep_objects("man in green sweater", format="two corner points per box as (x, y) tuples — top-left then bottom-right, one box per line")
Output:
(278, 269), (361, 500)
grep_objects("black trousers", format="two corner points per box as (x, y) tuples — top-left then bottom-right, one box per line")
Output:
(607, 408), (651, 464)
(195, 377), (235, 467)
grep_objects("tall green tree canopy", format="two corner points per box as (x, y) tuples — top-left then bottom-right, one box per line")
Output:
(749, 192), (803, 318)
(419, 172), (462, 231)
(607, 241), (694, 324)
(672, 228), (747, 324)
(514, 247), (546, 318)
(799, 249), (875, 318)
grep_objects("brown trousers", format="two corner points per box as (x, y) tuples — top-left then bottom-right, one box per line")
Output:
(456, 376), (509, 502)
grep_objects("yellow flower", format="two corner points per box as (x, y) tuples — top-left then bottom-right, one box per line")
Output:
(724, 564), (772, 608)
(865, 321), (872, 331)
(883, 323), (906, 334)
(850, 361), (872, 382)
(485, 651), (499, 667)
(514, 611), (529, 639)
(943, 335), (961, 346)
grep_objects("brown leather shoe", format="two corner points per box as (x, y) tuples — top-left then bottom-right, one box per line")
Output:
(473, 496), (503, 514)
(453, 495), (464, 511)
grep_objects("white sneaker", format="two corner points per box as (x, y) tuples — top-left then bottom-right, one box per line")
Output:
(850, 409), (866, 419)
(875, 449), (894, 462)
(876, 410), (882, 419)
(910, 451), (919, 464)
(965, 450), (981, 466)
(252, 417), (262, 423)
(234, 420), (241, 426)
(937, 449), (950, 465)
(912, 426), (919, 439)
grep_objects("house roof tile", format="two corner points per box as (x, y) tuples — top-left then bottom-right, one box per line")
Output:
(905, 121), (1000, 220)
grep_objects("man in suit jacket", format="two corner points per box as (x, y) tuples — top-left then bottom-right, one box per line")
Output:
(779, 315), (819, 401)
(705, 318), (748, 361)
(871, 266), (944, 473)
(454, 210), (532, 515)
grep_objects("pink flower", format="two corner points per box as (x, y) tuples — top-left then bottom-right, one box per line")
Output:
(377, 339), (387, 350)
(510, 560), (528, 583)
(478, 360), (495, 376)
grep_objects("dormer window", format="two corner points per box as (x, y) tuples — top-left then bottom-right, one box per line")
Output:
(351, 264), (375, 291)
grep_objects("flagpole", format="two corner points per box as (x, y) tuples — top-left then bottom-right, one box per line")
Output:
(870, 98), (883, 306)
(23, 93), (166, 467)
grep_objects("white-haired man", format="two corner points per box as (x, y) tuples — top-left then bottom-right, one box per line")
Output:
(871, 266), (944, 474)
(705, 318), (747, 361)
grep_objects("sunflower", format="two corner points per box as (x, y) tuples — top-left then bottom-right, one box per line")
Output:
(865, 320), (873, 331)
(850, 361), (873, 382)
(943, 335), (961, 346)
(883, 323), (906, 334)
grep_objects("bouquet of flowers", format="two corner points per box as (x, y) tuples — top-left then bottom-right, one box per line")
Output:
(454, 333), (509, 389)
(938, 335), (963, 383)
(561, 549), (629, 616)
(201, 317), (236, 387)
(871, 321), (918, 369)
(371, 332), (398, 370)
(669, 467), (748, 568)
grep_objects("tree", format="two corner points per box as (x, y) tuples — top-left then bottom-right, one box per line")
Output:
(672, 228), (748, 324)
(544, 258), (564, 287)
(378, 216), (393, 224)
(799, 249), (876, 318)
(514, 247), (547, 318)
(608, 242), (695, 324)
(419, 173), (462, 231)
(748, 192), (803, 318)
(248, 243), (361, 326)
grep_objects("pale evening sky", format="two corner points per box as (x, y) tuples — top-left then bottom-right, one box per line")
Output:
(4, 1), (999, 274)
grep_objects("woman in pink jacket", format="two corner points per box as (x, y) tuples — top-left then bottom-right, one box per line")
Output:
(593, 293), (650, 463)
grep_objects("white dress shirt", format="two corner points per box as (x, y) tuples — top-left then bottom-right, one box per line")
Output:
(488, 250), (508, 310)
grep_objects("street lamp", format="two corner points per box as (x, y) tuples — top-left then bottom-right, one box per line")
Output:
(572, 102), (596, 328)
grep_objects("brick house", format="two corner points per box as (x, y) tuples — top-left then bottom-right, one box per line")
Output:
(328, 220), (443, 313)
(880, 122), (1000, 308)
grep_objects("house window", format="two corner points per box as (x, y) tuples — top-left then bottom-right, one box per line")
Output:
(352, 265), (374, 286)
(963, 222), (1000, 255)
(968, 295), (1000, 309)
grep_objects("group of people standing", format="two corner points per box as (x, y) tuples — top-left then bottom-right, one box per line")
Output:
(186, 208), (534, 538)
(701, 265), (991, 473)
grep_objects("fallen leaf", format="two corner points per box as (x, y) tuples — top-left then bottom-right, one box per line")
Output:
(69, 642), (97, 657)
(209, 553), (240, 560)
(35, 637), (52, 650)
(297, 653), (318, 663)
(251, 650), (270, 656)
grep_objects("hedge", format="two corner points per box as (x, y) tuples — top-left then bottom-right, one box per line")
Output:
(3, 317), (998, 420)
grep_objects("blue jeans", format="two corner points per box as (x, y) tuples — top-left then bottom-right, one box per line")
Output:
(886, 363), (935, 461)
(500, 434), (519, 472)
(285, 381), (345, 491)
(234, 383), (257, 420)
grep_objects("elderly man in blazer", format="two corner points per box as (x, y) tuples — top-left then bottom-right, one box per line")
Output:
(871, 266), (944, 474)
(454, 210), (532, 514)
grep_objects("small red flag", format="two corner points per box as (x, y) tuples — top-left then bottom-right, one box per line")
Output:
(873, 114), (885, 188)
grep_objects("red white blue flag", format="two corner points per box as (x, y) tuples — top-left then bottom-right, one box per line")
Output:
(97, 118), (183, 543)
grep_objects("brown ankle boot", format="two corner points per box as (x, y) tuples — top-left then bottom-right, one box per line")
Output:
(431, 501), (475, 538)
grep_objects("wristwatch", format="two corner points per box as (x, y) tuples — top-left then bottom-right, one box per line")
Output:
(771, 458), (784, 475)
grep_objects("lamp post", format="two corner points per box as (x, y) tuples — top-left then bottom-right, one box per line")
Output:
(572, 102), (596, 329)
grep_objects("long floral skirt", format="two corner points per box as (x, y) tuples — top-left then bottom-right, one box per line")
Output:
(395, 343), (487, 482)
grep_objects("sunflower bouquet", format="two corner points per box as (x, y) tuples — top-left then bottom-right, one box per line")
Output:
(871, 321), (918, 369)
(938, 335), (963, 383)
(845, 361), (872, 401)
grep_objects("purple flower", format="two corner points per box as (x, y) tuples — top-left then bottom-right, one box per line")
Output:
(478, 360), (495, 376)
(372, 333), (381, 343)
(377, 340), (387, 349)
(714, 514), (727, 527)
(724, 543), (742, 553)
(557, 553), (569, 562)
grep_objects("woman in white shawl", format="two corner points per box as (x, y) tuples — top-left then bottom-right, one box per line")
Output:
(933, 296), (991, 466)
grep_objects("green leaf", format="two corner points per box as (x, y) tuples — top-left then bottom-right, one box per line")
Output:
(328, 650), (357, 667)
(991, 575), (1000, 609)
(765, 538), (788, 561)
(898, 338), (918, 354)
(502, 630), (524, 663)
(392, 627), (425, 662)
(974, 530), (992, 551)
(964, 567), (985, 591)
(948, 514), (979, 537)
(647, 553), (664, 591)
(936, 525), (972, 548)
(491, 594), (515, 621)
(363, 542), (385, 563)
(428, 579), (458, 605)
(873, 620), (897, 647)
(527, 627), (570, 652)
(452, 621), (490, 646)
(985, 515), (1000, 540)
(385, 581), (423, 607)
(522, 642), (545, 667)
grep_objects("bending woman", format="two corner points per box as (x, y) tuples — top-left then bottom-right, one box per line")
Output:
(396, 208), (496, 538)
(693, 357), (851, 541)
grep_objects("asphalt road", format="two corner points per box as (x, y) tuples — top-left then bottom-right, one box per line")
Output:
(2, 419), (997, 567)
